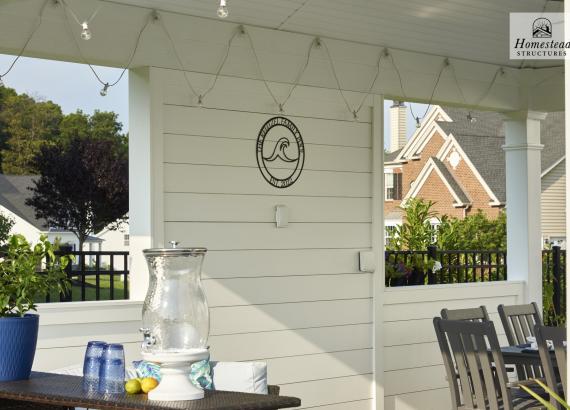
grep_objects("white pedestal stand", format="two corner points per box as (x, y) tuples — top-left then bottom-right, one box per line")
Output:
(142, 349), (209, 401)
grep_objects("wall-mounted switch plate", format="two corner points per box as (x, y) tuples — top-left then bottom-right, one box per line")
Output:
(275, 205), (289, 228)
(359, 251), (376, 272)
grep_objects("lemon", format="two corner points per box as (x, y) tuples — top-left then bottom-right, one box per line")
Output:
(140, 377), (159, 394)
(125, 379), (142, 394)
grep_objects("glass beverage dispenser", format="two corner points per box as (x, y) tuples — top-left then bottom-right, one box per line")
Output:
(140, 242), (209, 401)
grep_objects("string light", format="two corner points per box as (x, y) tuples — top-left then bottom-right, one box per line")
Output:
(80, 21), (92, 40)
(217, 0), (229, 18)
(4, 0), (506, 119)
(60, 2), (153, 97)
(318, 38), (389, 121)
(61, 1), (100, 41)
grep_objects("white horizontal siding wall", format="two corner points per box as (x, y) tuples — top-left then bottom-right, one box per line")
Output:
(33, 301), (143, 371)
(541, 160), (566, 239)
(383, 281), (525, 410)
(156, 67), (374, 409)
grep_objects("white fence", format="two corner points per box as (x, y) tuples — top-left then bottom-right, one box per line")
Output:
(33, 280), (525, 410)
(383, 281), (525, 410)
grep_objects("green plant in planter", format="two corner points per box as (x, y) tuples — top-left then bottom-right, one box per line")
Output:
(0, 234), (71, 317)
(385, 257), (442, 286)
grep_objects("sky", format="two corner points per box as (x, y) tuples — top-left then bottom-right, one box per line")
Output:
(0, 54), (427, 147)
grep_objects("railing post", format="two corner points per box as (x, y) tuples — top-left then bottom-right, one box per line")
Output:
(58, 245), (73, 302)
(552, 245), (562, 317)
(63, 257), (73, 302)
(427, 245), (438, 284)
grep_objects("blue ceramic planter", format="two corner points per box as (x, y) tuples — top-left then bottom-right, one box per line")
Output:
(0, 314), (39, 381)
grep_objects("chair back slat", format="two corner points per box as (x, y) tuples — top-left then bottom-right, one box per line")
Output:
(535, 325), (567, 409)
(434, 318), (513, 410)
(461, 332), (490, 409)
(498, 303), (543, 380)
(447, 331), (477, 408)
(441, 306), (490, 322)
(434, 318), (464, 409)
(476, 333), (501, 410)
(518, 315), (533, 341)
(510, 315), (526, 344)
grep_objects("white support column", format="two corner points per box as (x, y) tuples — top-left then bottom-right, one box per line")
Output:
(128, 68), (154, 301)
(503, 111), (546, 306)
(372, 95), (385, 410)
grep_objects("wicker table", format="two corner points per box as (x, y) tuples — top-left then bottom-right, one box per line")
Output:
(0, 372), (301, 410)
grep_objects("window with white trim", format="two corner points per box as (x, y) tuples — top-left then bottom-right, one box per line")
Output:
(385, 225), (397, 246)
(385, 173), (402, 200)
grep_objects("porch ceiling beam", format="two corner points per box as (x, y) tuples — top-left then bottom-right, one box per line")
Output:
(0, 0), (563, 112)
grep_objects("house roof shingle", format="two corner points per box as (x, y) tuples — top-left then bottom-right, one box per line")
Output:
(430, 157), (471, 205)
(385, 148), (403, 163)
(434, 106), (564, 204)
(0, 175), (107, 242)
(0, 174), (48, 230)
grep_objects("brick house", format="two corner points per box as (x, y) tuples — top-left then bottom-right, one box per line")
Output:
(385, 104), (566, 246)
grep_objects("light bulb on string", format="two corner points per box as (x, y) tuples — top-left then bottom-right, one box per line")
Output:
(415, 117), (421, 128)
(278, 104), (284, 114)
(352, 110), (358, 121)
(467, 112), (477, 123)
(197, 95), (204, 107)
(0, 76), (4, 87)
(217, 0), (229, 18)
(81, 21), (92, 40)
(100, 83), (109, 96)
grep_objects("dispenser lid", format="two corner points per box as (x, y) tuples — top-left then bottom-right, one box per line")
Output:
(143, 241), (207, 257)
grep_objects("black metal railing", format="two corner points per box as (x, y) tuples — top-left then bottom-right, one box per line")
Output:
(542, 246), (566, 325)
(385, 246), (507, 286)
(386, 246), (566, 325)
(44, 251), (129, 303)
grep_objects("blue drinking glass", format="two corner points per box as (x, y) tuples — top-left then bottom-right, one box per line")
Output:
(82, 341), (106, 393)
(98, 344), (125, 394)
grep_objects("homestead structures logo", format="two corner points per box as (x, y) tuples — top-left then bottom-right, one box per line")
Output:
(533, 18), (552, 38)
(510, 13), (567, 59)
(256, 117), (305, 188)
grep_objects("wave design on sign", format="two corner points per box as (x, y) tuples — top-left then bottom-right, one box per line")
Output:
(263, 137), (298, 163)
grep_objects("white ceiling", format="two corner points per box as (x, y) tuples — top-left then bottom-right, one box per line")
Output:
(108, 0), (563, 68)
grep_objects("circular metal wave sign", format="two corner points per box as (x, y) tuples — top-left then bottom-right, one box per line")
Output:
(256, 117), (305, 188)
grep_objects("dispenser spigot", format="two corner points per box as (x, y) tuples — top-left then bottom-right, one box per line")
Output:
(139, 328), (156, 349)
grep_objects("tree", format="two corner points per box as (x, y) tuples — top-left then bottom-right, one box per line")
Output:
(436, 210), (506, 251)
(60, 110), (126, 148)
(0, 87), (18, 168)
(387, 198), (439, 251)
(0, 212), (14, 245)
(388, 198), (507, 251)
(59, 111), (90, 141)
(26, 136), (128, 250)
(0, 92), (63, 174)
